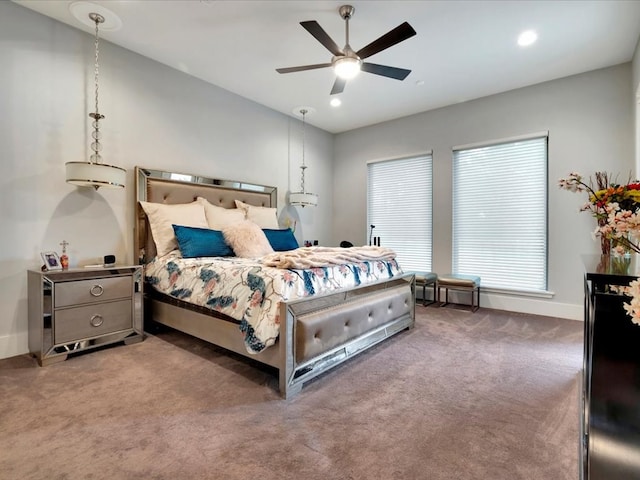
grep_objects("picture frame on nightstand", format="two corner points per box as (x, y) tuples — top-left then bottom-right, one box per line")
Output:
(40, 251), (62, 271)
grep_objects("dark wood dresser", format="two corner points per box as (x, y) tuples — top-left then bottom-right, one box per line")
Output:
(582, 254), (640, 479)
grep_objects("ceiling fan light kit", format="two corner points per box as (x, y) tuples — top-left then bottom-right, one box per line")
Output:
(333, 56), (361, 80)
(276, 4), (416, 95)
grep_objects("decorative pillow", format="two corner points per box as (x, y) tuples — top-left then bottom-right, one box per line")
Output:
(197, 197), (245, 229)
(263, 229), (299, 251)
(172, 224), (233, 258)
(234, 200), (279, 229)
(139, 201), (208, 257)
(222, 221), (274, 258)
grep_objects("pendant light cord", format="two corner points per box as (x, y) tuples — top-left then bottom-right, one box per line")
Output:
(88, 13), (105, 165)
(93, 15), (100, 117)
(300, 109), (307, 194)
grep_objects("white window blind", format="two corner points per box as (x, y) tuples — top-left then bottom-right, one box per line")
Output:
(367, 155), (432, 272)
(452, 136), (547, 292)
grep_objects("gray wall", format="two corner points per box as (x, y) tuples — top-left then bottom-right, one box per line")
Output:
(2, 1), (638, 360)
(333, 64), (634, 319)
(0, 2), (334, 359)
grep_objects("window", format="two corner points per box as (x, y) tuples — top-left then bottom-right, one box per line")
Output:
(452, 135), (548, 292)
(367, 154), (433, 272)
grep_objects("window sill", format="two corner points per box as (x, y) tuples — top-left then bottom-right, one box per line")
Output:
(480, 286), (555, 299)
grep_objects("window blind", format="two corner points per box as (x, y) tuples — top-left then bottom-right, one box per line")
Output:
(452, 136), (547, 291)
(367, 155), (432, 272)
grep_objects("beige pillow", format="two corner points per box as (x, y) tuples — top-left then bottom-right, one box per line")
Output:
(139, 200), (208, 257)
(222, 221), (274, 258)
(234, 200), (279, 229)
(197, 197), (245, 229)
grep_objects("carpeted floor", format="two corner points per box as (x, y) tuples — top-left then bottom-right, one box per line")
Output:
(0, 305), (583, 480)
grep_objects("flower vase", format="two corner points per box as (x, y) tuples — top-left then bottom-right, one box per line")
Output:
(629, 231), (640, 254)
(610, 254), (631, 275)
(625, 233), (633, 258)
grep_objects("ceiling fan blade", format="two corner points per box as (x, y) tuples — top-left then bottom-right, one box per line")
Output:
(356, 22), (416, 60)
(301, 20), (343, 56)
(361, 62), (411, 80)
(276, 63), (332, 74)
(330, 77), (347, 95)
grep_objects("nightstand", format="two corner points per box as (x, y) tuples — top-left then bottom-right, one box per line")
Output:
(28, 266), (144, 366)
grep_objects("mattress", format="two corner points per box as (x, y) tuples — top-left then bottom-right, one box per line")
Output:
(144, 250), (403, 353)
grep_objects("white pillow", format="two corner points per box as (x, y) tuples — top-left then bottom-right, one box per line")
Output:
(234, 200), (279, 229)
(222, 221), (274, 258)
(197, 197), (245, 229)
(139, 200), (208, 257)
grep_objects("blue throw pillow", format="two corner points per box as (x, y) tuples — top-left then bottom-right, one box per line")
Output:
(263, 229), (299, 251)
(172, 224), (233, 258)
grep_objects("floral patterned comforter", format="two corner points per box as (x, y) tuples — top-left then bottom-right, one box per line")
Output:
(144, 250), (403, 353)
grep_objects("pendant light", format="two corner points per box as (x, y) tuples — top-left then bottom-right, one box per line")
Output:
(289, 108), (318, 207)
(66, 12), (125, 190)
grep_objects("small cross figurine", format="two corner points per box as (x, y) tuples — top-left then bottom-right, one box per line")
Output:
(59, 240), (69, 270)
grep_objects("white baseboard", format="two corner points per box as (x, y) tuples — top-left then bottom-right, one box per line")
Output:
(478, 292), (583, 321)
(417, 290), (584, 321)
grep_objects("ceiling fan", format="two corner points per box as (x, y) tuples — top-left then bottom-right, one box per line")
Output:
(276, 5), (416, 95)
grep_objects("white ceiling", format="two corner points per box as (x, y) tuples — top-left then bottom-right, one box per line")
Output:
(14, 0), (640, 133)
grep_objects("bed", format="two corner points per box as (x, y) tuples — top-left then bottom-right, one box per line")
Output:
(135, 166), (415, 398)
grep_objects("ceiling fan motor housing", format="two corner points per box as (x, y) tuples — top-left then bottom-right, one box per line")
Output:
(339, 5), (355, 20)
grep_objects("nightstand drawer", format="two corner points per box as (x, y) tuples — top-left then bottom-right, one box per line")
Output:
(54, 299), (133, 344)
(55, 276), (131, 308)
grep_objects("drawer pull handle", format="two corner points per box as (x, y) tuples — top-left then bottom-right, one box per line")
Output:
(90, 314), (104, 327)
(90, 284), (104, 297)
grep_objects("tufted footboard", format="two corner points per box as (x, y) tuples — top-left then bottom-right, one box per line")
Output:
(277, 274), (415, 398)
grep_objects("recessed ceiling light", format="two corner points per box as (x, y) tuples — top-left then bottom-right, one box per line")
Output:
(415, 80), (425, 86)
(517, 30), (538, 47)
(330, 98), (342, 107)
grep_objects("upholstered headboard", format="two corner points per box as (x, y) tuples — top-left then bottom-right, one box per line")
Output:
(135, 166), (277, 263)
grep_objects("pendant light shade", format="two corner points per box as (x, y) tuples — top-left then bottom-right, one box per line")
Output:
(289, 191), (319, 207)
(66, 11), (125, 190)
(65, 161), (126, 188)
(290, 108), (318, 208)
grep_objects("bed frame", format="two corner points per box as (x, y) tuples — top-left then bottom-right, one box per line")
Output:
(135, 166), (415, 398)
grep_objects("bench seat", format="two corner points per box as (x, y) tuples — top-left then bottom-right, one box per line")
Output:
(413, 272), (438, 306)
(438, 274), (480, 312)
